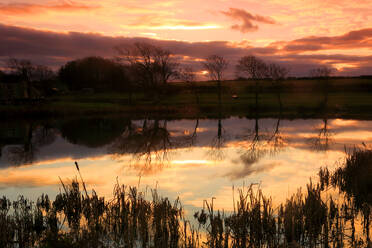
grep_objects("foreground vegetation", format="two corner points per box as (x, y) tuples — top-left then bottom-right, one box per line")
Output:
(0, 149), (371, 247)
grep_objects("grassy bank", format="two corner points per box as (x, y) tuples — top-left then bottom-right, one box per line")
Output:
(1, 78), (372, 119)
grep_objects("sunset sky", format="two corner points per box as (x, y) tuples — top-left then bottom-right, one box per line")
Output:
(1, 0), (372, 76)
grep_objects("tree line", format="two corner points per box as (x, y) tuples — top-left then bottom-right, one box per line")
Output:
(0, 42), (336, 99)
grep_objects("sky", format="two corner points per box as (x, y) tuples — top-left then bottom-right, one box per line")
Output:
(0, 0), (372, 76)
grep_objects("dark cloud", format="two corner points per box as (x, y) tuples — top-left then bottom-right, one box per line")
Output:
(0, 23), (371, 76)
(221, 8), (276, 33)
(0, 1), (98, 15)
(0, 23), (272, 70)
(281, 28), (372, 52)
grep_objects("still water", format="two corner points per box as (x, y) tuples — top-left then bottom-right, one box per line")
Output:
(0, 117), (371, 211)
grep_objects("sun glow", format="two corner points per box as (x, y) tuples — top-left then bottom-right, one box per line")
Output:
(150, 25), (221, 30)
(332, 63), (358, 71)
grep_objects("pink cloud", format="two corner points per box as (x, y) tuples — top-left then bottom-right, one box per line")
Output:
(221, 8), (277, 33)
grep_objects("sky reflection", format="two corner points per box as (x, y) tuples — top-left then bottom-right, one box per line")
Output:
(0, 117), (371, 211)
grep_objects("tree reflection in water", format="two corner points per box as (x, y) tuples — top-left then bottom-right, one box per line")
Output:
(3, 123), (56, 166)
(109, 118), (200, 175)
(308, 83), (334, 152)
(230, 87), (286, 179)
(308, 118), (334, 152)
(206, 85), (227, 162)
(206, 119), (226, 161)
(228, 117), (285, 180)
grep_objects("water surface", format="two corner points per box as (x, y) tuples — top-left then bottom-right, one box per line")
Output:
(0, 117), (371, 211)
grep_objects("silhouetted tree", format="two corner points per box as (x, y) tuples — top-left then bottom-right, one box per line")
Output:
(267, 63), (289, 81)
(236, 56), (268, 108)
(59, 56), (128, 92)
(33, 65), (56, 95)
(309, 66), (334, 106)
(6, 58), (55, 98)
(309, 66), (333, 78)
(202, 55), (229, 83)
(201, 55), (228, 160)
(176, 66), (199, 104)
(7, 59), (35, 98)
(33, 65), (54, 82)
(202, 55), (228, 109)
(267, 63), (289, 110)
(115, 42), (179, 97)
(236, 56), (267, 80)
(308, 66), (333, 151)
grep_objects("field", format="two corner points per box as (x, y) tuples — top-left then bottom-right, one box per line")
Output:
(1, 78), (372, 119)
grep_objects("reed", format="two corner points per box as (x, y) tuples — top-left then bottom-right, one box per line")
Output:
(0, 149), (371, 247)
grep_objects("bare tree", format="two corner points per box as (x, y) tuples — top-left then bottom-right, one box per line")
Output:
(7, 59), (35, 98)
(202, 55), (229, 83)
(176, 66), (199, 104)
(33, 65), (55, 82)
(309, 66), (334, 110)
(7, 58), (54, 99)
(267, 63), (289, 81)
(308, 67), (334, 151)
(309, 66), (333, 78)
(201, 56), (228, 161)
(267, 63), (290, 110)
(153, 46), (179, 85)
(8, 59), (35, 80)
(236, 56), (268, 109)
(177, 66), (196, 83)
(115, 42), (178, 96)
(236, 56), (267, 80)
(202, 55), (228, 108)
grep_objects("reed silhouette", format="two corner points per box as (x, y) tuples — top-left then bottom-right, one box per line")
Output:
(0, 149), (371, 247)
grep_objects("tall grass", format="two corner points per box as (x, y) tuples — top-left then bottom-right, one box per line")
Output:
(0, 149), (371, 247)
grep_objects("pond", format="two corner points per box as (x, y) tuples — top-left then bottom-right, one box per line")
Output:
(1, 116), (371, 211)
